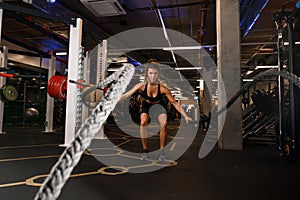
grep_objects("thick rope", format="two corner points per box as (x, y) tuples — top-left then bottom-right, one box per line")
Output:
(34, 68), (300, 199)
(34, 64), (134, 200)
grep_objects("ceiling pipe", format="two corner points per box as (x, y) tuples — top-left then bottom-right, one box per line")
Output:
(124, 1), (215, 12)
(0, 2), (74, 25)
(8, 59), (48, 74)
(148, 0), (188, 83)
(2, 34), (50, 58)
(149, 0), (179, 69)
(175, 0), (183, 33)
(199, 1), (208, 44)
(7, 49), (41, 57)
(30, 0), (111, 43)
(2, 35), (67, 64)
(5, 10), (68, 46)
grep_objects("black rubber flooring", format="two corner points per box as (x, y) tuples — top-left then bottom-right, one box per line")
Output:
(0, 123), (300, 200)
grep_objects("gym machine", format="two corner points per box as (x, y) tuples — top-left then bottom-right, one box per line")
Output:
(242, 86), (279, 146)
(273, 3), (300, 158)
(47, 38), (109, 145)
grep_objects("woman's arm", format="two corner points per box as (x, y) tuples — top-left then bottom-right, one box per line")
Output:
(162, 86), (192, 124)
(119, 82), (144, 102)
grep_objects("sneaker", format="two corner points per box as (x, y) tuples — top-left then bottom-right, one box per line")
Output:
(158, 150), (166, 161)
(141, 149), (148, 160)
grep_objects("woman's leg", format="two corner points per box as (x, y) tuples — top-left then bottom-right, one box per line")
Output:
(140, 112), (149, 150)
(158, 113), (168, 149)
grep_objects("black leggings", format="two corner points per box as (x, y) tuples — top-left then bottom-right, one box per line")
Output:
(141, 100), (167, 119)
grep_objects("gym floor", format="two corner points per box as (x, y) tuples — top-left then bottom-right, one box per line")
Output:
(0, 122), (299, 200)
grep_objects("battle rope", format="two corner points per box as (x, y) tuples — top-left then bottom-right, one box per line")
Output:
(34, 68), (300, 200)
(34, 64), (134, 200)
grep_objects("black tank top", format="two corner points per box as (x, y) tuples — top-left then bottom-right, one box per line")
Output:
(139, 83), (163, 102)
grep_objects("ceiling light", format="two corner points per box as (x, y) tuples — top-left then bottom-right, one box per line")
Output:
(283, 41), (300, 45)
(296, 1), (300, 8)
(255, 65), (278, 69)
(174, 96), (189, 100)
(174, 67), (202, 70)
(260, 48), (273, 51)
(246, 70), (253, 75)
(107, 68), (120, 72)
(243, 79), (253, 82)
(22, 0), (32, 4)
(56, 52), (67, 56)
(47, 0), (56, 3)
(163, 46), (214, 50)
(139, 76), (145, 82)
(171, 91), (182, 95)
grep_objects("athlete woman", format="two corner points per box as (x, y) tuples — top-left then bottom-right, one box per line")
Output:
(120, 59), (192, 160)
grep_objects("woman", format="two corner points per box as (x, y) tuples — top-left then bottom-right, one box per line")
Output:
(120, 59), (192, 160)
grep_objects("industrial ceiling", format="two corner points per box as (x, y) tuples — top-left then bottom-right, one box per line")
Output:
(0, 0), (299, 89)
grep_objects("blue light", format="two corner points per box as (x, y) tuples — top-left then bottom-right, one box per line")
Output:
(127, 57), (142, 66)
(296, 1), (300, 9)
(242, 0), (269, 37)
(244, 13), (260, 37)
(47, 0), (56, 3)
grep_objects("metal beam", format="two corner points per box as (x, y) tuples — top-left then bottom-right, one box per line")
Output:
(0, 2), (75, 26)
(5, 10), (69, 46)
(2, 34), (50, 58)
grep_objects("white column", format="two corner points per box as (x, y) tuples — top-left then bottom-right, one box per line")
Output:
(0, 8), (2, 42)
(0, 8), (5, 134)
(63, 18), (83, 146)
(94, 40), (107, 139)
(81, 51), (90, 123)
(0, 46), (8, 134)
(44, 53), (56, 133)
(216, 0), (243, 150)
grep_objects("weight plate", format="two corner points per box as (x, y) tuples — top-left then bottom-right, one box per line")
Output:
(1, 85), (18, 101)
(48, 75), (67, 99)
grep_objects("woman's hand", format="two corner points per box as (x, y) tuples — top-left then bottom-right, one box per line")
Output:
(184, 115), (193, 124)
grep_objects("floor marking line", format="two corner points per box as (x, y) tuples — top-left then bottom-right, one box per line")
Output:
(0, 155), (60, 162)
(167, 136), (185, 139)
(170, 142), (176, 151)
(0, 143), (60, 150)
(70, 171), (100, 178)
(0, 181), (26, 188)
(114, 140), (130, 148)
